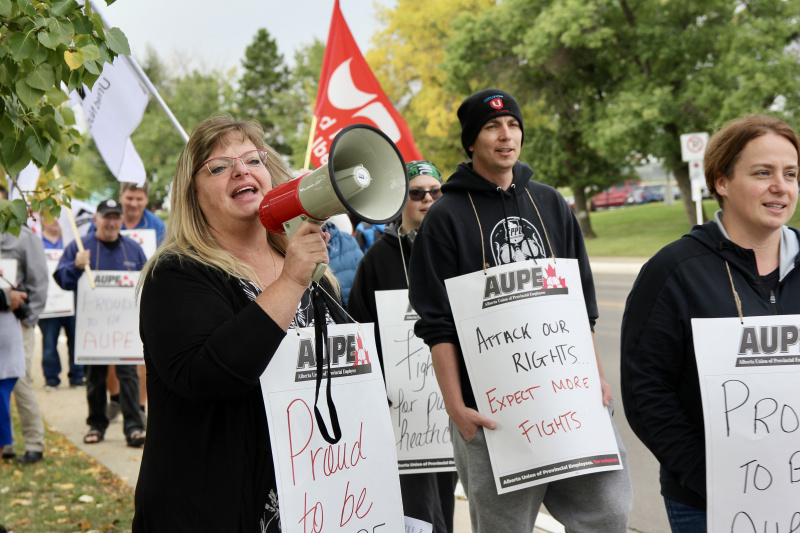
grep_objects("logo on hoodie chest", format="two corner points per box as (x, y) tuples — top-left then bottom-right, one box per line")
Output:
(490, 216), (546, 265)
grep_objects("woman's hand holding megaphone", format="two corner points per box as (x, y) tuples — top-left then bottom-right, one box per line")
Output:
(279, 220), (330, 289)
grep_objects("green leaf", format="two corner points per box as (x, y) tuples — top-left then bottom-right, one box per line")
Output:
(0, 0), (12, 18)
(72, 15), (93, 35)
(26, 130), (52, 165)
(105, 27), (130, 55)
(74, 34), (91, 47)
(10, 199), (30, 223)
(97, 41), (112, 65)
(64, 48), (84, 70)
(26, 63), (55, 90)
(37, 29), (61, 49)
(90, 13), (105, 36)
(80, 43), (100, 62)
(1, 137), (29, 175)
(47, 17), (75, 46)
(30, 43), (49, 65)
(50, 0), (79, 18)
(9, 29), (39, 60)
(15, 78), (45, 108)
(66, 68), (82, 90)
(60, 105), (76, 126)
(45, 86), (68, 106)
(83, 59), (100, 75)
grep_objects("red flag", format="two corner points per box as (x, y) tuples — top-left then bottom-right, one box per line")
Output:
(310, 0), (422, 168)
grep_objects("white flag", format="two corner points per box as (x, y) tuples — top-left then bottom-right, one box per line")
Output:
(72, 56), (149, 185)
(9, 162), (40, 201)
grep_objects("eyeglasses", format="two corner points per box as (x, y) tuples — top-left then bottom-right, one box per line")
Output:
(195, 150), (269, 176)
(408, 188), (442, 201)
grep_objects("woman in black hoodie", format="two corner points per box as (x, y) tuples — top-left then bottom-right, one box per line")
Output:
(622, 115), (800, 532)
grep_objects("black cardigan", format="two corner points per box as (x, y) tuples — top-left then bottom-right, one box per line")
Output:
(133, 255), (344, 532)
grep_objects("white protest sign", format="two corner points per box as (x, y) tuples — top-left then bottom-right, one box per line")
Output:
(445, 258), (621, 494)
(121, 229), (157, 259)
(260, 323), (404, 533)
(0, 259), (18, 290)
(75, 270), (142, 364)
(693, 316), (800, 532)
(374, 290), (455, 474)
(404, 516), (432, 533)
(40, 250), (75, 318)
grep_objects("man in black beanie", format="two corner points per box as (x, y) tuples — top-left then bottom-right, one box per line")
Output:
(408, 89), (633, 532)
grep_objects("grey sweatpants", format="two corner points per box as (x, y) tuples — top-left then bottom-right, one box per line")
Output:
(452, 400), (633, 533)
(4, 326), (45, 453)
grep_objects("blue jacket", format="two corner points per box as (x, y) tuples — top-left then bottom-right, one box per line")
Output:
(54, 233), (147, 292)
(325, 222), (363, 306)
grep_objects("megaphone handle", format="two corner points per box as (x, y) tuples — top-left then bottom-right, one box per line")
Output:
(311, 263), (328, 283)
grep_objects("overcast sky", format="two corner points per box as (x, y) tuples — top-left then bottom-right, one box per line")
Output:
(93, 0), (394, 72)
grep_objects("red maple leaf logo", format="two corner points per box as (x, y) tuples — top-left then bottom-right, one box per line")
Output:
(354, 333), (370, 366)
(542, 264), (567, 289)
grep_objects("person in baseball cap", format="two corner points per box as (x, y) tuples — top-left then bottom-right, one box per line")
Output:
(96, 199), (123, 216)
(457, 88), (524, 159)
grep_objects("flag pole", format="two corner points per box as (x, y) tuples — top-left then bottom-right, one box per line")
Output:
(303, 115), (318, 170)
(88, 0), (189, 144)
(53, 166), (95, 290)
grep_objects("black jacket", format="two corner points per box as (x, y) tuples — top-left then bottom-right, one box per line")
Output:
(133, 256), (344, 532)
(408, 161), (597, 409)
(348, 221), (412, 373)
(621, 219), (800, 509)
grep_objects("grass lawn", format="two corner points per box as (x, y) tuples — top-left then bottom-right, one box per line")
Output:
(1, 406), (134, 533)
(583, 199), (800, 258)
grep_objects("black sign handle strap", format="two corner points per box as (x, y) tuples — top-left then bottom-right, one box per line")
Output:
(312, 285), (342, 444)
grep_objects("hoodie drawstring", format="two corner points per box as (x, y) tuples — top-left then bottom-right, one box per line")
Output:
(497, 186), (515, 264)
(725, 261), (745, 323)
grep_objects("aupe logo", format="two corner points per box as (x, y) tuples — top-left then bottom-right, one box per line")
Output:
(482, 264), (568, 309)
(92, 274), (135, 287)
(294, 332), (373, 382)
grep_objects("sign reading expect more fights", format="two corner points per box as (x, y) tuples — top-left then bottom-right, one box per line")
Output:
(445, 259), (621, 494)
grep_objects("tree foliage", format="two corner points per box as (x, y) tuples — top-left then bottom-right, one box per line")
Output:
(366, 0), (495, 174)
(442, 0), (800, 233)
(238, 28), (291, 154)
(0, 0), (129, 234)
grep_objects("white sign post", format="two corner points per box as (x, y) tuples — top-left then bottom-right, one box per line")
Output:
(40, 250), (75, 318)
(680, 132), (709, 224)
(260, 323), (405, 533)
(445, 259), (621, 494)
(693, 316), (800, 532)
(74, 270), (142, 364)
(375, 290), (456, 474)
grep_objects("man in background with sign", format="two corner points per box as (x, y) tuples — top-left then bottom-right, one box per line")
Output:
(54, 199), (148, 448)
(408, 90), (631, 532)
(349, 160), (458, 532)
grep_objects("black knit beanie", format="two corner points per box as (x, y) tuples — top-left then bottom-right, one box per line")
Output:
(457, 89), (524, 159)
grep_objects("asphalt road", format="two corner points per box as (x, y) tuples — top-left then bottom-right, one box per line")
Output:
(593, 271), (670, 533)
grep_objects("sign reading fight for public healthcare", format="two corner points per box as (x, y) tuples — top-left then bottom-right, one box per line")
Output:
(375, 290), (456, 474)
(75, 270), (142, 364)
(121, 229), (157, 259)
(693, 316), (800, 532)
(260, 323), (404, 533)
(40, 250), (75, 318)
(445, 259), (621, 494)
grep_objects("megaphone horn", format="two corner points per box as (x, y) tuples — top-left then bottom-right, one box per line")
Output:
(259, 124), (408, 282)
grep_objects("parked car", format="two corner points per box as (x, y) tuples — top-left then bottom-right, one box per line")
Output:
(625, 184), (666, 205)
(589, 179), (641, 210)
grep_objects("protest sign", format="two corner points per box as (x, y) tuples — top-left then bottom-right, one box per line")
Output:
(404, 516), (432, 533)
(121, 229), (157, 259)
(0, 259), (18, 290)
(260, 323), (404, 533)
(445, 258), (621, 493)
(74, 270), (142, 364)
(40, 249), (75, 318)
(374, 289), (455, 474)
(693, 315), (800, 532)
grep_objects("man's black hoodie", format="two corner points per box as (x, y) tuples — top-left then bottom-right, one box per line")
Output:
(408, 161), (597, 410)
